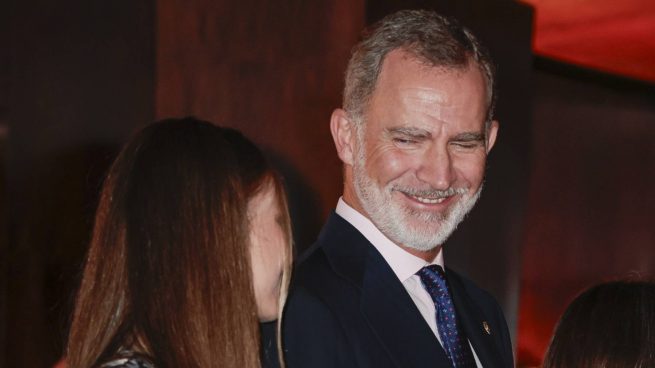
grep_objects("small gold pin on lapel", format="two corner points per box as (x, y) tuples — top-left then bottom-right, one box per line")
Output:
(483, 321), (491, 335)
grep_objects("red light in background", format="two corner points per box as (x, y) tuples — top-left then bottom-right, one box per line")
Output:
(521, 0), (655, 82)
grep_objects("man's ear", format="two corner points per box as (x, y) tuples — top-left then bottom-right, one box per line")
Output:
(330, 108), (356, 165)
(486, 120), (499, 153)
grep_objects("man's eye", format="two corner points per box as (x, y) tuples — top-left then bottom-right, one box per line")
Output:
(452, 142), (480, 149)
(393, 138), (417, 145)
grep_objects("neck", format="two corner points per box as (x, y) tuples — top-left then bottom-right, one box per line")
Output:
(400, 245), (441, 263)
(342, 182), (365, 216)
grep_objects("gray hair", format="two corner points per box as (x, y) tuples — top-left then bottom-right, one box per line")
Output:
(343, 9), (497, 128)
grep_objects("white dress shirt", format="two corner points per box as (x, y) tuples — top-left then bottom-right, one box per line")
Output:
(336, 198), (483, 367)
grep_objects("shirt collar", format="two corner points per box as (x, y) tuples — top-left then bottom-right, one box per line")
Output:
(335, 197), (444, 282)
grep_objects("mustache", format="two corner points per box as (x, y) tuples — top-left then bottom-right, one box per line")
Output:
(391, 186), (468, 198)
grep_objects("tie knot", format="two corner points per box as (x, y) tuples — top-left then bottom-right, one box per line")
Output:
(416, 265), (449, 297)
(424, 264), (445, 276)
(417, 264), (446, 280)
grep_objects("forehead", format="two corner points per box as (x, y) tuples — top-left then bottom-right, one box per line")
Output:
(365, 49), (488, 132)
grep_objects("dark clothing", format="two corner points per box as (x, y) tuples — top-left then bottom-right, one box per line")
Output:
(97, 323), (279, 368)
(261, 321), (281, 368)
(99, 350), (154, 368)
(283, 213), (514, 368)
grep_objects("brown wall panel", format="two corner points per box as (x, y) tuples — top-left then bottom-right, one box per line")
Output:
(1, 1), (9, 364)
(518, 62), (655, 366)
(5, 1), (154, 366)
(156, 1), (365, 248)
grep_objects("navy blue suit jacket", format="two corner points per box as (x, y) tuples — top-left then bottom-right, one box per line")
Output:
(283, 213), (514, 368)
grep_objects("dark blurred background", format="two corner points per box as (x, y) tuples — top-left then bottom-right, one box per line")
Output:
(1, 0), (654, 367)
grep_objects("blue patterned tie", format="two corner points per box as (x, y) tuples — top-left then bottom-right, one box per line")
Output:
(417, 265), (476, 368)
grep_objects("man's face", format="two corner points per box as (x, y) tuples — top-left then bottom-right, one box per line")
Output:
(349, 49), (498, 251)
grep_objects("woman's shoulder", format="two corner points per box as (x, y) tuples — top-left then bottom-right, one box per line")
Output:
(98, 349), (155, 368)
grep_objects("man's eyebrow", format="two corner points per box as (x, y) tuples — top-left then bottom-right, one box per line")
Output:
(452, 132), (485, 142)
(386, 127), (432, 139)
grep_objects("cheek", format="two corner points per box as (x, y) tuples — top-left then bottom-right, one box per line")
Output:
(264, 216), (285, 265)
(251, 233), (283, 293)
(453, 154), (487, 186)
(249, 244), (266, 294)
(366, 146), (414, 183)
(250, 239), (283, 322)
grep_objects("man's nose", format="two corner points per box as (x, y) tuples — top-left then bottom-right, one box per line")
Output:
(416, 145), (454, 190)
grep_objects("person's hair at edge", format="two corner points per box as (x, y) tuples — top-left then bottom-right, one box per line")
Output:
(66, 117), (292, 368)
(542, 280), (655, 368)
(344, 9), (496, 131)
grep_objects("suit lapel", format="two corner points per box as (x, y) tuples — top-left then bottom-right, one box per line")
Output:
(320, 214), (451, 368)
(360, 248), (452, 368)
(447, 270), (504, 368)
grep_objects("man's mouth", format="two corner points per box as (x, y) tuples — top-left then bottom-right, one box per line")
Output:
(395, 187), (468, 206)
(410, 195), (446, 204)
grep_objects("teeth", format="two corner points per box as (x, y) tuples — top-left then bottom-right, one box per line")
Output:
(413, 195), (445, 204)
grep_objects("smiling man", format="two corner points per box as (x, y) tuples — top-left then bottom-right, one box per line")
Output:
(284, 10), (513, 368)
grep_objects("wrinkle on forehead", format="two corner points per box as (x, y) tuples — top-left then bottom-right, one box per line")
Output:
(369, 49), (487, 130)
(400, 88), (479, 124)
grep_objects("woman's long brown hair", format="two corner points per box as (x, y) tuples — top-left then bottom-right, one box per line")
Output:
(66, 118), (291, 368)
